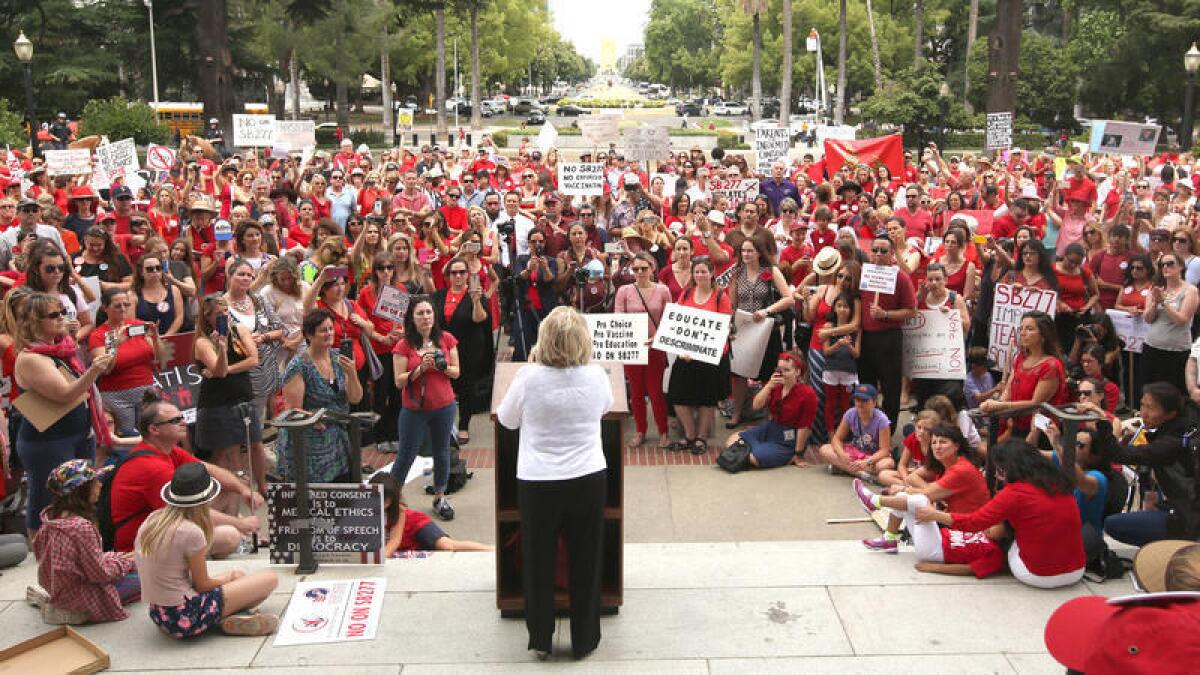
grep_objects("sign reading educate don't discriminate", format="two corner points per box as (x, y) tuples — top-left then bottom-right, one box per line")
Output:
(652, 304), (731, 365)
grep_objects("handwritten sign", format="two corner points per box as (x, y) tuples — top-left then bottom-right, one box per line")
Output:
(584, 313), (648, 364)
(44, 149), (91, 176)
(233, 114), (276, 147)
(705, 177), (759, 209)
(96, 138), (139, 182)
(730, 309), (774, 378)
(267, 483), (385, 565)
(652, 172), (677, 197)
(902, 310), (965, 379)
(651, 303), (730, 365)
(578, 113), (621, 146)
(1107, 308), (1149, 354)
(985, 112), (1013, 151)
(988, 283), (1057, 370)
(558, 163), (605, 196)
(859, 263), (899, 295)
(372, 285), (410, 323)
(275, 578), (387, 646)
(274, 120), (316, 149)
(621, 126), (670, 163)
(754, 125), (791, 169)
(397, 109), (414, 131)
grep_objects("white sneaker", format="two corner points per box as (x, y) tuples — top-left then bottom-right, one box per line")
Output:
(25, 585), (48, 608)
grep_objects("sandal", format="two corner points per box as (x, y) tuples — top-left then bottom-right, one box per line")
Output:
(669, 438), (692, 452)
(457, 432), (470, 445)
(656, 435), (672, 450)
(626, 433), (645, 450)
(690, 438), (709, 456)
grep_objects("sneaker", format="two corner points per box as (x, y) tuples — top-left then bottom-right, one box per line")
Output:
(25, 585), (48, 608)
(220, 611), (280, 636)
(41, 603), (89, 625)
(861, 536), (898, 554)
(852, 479), (877, 515)
(433, 496), (455, 521)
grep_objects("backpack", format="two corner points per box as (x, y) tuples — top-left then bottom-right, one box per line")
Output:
(717, 439), (752, 473)
(423, 443), (474, 495)
(96, 449), (158, 551)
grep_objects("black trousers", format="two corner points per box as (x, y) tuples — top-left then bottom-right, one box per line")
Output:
(372, 352), (401, 443)
(517, 469), (606, 656)
(859, 328), (903, 430)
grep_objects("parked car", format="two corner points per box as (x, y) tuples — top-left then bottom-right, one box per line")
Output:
(676, 100), (703, 116)
(513, 98), (544, 114)
(540, 95), (563, 106)
(557, 104), (588, 116)
(714, 101), (748, 116)
(526, 110), (547, 125)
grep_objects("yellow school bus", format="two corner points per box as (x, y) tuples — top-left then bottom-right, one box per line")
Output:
(150, 102), (271, 137)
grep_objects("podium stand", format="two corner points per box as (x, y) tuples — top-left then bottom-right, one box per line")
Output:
(490, 362), (628, 617)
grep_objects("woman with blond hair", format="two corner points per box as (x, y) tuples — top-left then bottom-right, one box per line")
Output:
(387, 232), (435, 294)
(497, 306), (613, 660)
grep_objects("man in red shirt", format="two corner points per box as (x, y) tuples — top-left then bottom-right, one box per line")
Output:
(859, 234), (917, 430)
(108, 400), (261, 553)
(107, 185), (135, 235)
(895, 185), (934, 239)
(1089, 224), (1133, 309)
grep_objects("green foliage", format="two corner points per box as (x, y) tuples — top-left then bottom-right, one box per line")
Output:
(314, 127), (387, 148)
(79, 98), (171, 145)
(860, 63), (969, 147)
(0, 100), (27, 148)
(965, 31), (1079, 129)
(641, 0), (723, 91)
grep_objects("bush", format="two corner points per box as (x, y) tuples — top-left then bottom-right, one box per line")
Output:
(717, 130), (749, 150)
(0, 99), (26, 148)
(79, 97), (171, 145)
(315, 127), (387, 149)
(558, 98), (666, 109)
(493, 127), (718, 148)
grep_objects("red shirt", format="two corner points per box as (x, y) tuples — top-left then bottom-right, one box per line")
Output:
(1056, 266), (1093, 310)
(1118, 283), (1152, 312)
(318, 298), (368, 371)
(779, 242), (815, 285)
(809, 226), (836, 252)
(393, 508), (438, 551)
(355, 285), (399, 355)
(950, 481), (1086, 577)
(110, 444), (201, 552)
(902, 432), (926, 465)
(1008, 354), (1069, 429)
(859, 269), (917, 332)
(935, 457), (989, 514)
(1089, 250), (1131, 309)
(87, 321), (156, 391)
(896, 207), (933, 239)
(940, 529), (1006, 578)
(392, 331), (458, 410)
(768, 383), (817, 430)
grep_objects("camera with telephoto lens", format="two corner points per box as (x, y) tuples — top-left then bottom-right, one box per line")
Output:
(573, 266), (590, 284)
(1076, 324), (1098, 340)
(432, 349), (448, 371)
(497, 219), (515, 238)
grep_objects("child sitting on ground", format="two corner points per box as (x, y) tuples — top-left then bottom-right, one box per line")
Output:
(878, 410), (941, 493)
(29, 459), (140, 625)
(370, 473), (492, 555)
(817, 383), (896, 480)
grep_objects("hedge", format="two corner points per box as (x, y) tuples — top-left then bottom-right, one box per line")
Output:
(315, 127), (385, 148)
(492, 127), (720, 148)
(558, 98), (667, 109)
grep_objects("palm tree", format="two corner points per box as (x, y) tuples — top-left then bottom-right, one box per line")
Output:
(914, 0), (925, 66)
(740, 0), (768, 120)
(835, 0), (848, 125)
(434, 4), (447, 135)
(469, 1), (483, 131)
(964, 0), (979, 111)
(779, 0), (793, 125)
(866, 0), (883, 92)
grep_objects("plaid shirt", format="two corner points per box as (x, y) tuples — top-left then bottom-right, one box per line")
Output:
(33, 509), (136, 622)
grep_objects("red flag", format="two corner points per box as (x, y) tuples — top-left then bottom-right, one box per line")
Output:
(947, 210), (994, 234)
(823, 134), (904, 177)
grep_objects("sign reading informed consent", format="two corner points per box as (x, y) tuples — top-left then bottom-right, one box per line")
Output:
(988, 284), (1057, 370)
(584, 313), (649, 364)
(267, 483), (385, 565)
(902, 310), (966, 379)
(232, 114), (276, 147)
(652, 303), (730, 365)
(558, 163), (605, 196)
(275, 578), (387, 646)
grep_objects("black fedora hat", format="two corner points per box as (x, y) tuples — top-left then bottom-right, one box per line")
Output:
(160, 462), (221, 508)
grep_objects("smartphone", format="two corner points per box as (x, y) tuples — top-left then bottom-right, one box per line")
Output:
(604, 242), (624, 255)
(1033, 413), (1051, 432)
(468, 274), (481, 293)
(1135, 209), (1152, 220)
(328, 265), (349, 279)
(462, 241), (481, 254)
(126, 324), (147, 338)
(339, 337), (354, 360)
(215, 314), (229, 337)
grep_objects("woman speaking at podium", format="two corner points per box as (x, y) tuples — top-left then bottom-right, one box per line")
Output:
(496, 306), (614, 660)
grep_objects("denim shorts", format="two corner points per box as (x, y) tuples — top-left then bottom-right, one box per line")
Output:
(149, 588), (225, 639)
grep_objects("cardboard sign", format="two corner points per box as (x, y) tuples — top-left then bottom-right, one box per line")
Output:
(1107, 308), (1149, 354)
(372, 285), (410, 323)
(558, 163), (604, 196)
(651, 303), (730, 365)
(233, 114), (276, 147)
(622, 125), (670, 163)
(1089, 120), (1161, 156)
(729, 309), (774, 378)
(535, 121), (558, 154)
(153, 332), (202, 423)
(397, 109), (414, 131)
(754, 125), (791, 169)
(902, 309), (966, 379)
(267, 483), (385, 565)
(988, 283), (1058, 370)
(985, 112), (1014, 151)
(11, 367), (88, 432)
(584, 313), (649, 364)
(44, 149), (91, 176)
(705, 177), (759, 209)
(144, 144), (176, 171)
(274, 120), (316, 149)
(859, 263), (899, 294)
(578, 113), (621, 146)
(96, 138), (138, 182)
(275, 578), (387, 646)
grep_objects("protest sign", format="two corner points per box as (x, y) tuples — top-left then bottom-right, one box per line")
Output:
(902, 310), (966, 379)
(232, 114), (276, 147)
(578, 113), (621, 146)
(1106, 308), (1149, 354)
(705, 177), (759, 209)
(730, 309), (774, 378)
(622, 125), (670, 163)
(372, 285), (410, 323)
(274, 120), (316, 149)
(653, 172), (677, 197)
(1089, 120), (1160, 156)
(535, 121), (558, 153)
(44, 149), (91, 176)
(275, 578), (387, 646)
(859, 263), (899, 294)
(96, 138), (139, 182)
(152, 332), (202, 423)
(652, 303), (730, 365)
(267, 483), (385, 565)
(988, 284), (1058, 370)
(397, 108), (414, 130)
(813, 124), (856, 145)
(145, 144), (176, 171)
(985, 112), (1014, 150)
(584, 313), (649, 364)
(754, 125), (792, 169)
(558, 163), (605, 196)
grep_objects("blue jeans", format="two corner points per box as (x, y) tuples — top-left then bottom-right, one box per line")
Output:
(17, 432), (95, 531)
(392, 403), (458, 494)
(1104, 509), (1170, 547)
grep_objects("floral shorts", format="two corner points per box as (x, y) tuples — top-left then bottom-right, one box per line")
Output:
(149, 588), (225, 639)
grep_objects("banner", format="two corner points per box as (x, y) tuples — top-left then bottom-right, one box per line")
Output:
(44, 149), (91, 176)
(153, 332), (202, 423)
(267, 483), (385, 565)
(584, 313), (648, 364)
(233, 114), (276, 147)
(145, 144), (177, 171)
(577, 113), (621, 147)
(985, 112), (1014, 151)
(754, 125), (791, 169)
(621, 126), (670, 164)
(729, 309), (773, 378)
(823, 134), (903, 177)
(275, 578), (387, 646)
(947, 209), (995, 234)
(988, 284), (1057, 370)
(1089, 120), (1160, 156)
(859, 263), (899, 294)
(274, 120), (316, 149)
(372, 285), (410, 323)
(651, 303), (730, 365)
(558, 163), (605, 196)
(902, 310), (966, 379)
(1106, 308), (1149, 354)
(535, 121), (558, 154)
(96, 138), (139, 182)
(705, 177), (759, 209)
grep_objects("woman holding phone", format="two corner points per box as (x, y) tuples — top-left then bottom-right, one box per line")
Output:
(433, 257), (493, 445)
(87, 288), (163, 439)
(192, 294), (261, 482)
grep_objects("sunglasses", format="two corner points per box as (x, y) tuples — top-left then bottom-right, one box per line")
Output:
(782, 208), (796, 214)
(143, 265), (162, 272)
(42, 264), (66, 273)
(153, 415), (185, 426)
(871, 247), (891, 254)
(631, 266), (650, 272)
(1162, 259), (1179, 267)
(448, 269), (469, 276)
(1174, 237), (1190, 244)
(377, 264), (395, 270)
(43, 310), (65, 320)
(1078, 389), (1096, 396)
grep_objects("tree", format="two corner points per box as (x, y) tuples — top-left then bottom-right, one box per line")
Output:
(986, 0), (1022, 118)
(779, 0), (793, 124)
(740, 0), (768, 120)
(860, 62), (968, 146)
(835, 0), (848, 124)
(435, 4), (447, 134)
(194, 0), (238, 135)
(641, 0), (722, 93)
(865, 0), (883, 92)
(80, 97), (172, 145)
(469, 1), (483, 130)
(963, 0), (978, 111)
(913, 0), (925, 66)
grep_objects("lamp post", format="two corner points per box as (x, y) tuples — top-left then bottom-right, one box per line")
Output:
(13, 32), (36, 158)
(144, 0), (160, 105)
(1183, 43), (1200, 150)
(806, 29), (827, 124)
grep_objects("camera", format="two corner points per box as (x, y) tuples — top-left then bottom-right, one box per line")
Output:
(1076, 324), (1097, 340)
(432, 349), (448, 371)
(573, 266), (591, 284)
(497, 220), (515, 238)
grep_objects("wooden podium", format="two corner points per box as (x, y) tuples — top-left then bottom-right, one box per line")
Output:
(490, 361), (629, 617)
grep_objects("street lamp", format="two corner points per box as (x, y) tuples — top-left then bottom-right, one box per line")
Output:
(13, 31), (37, 158)
(1183, 42), (1200, 149)
(145, 0), (160, 105)
(806, 29), (827, 123)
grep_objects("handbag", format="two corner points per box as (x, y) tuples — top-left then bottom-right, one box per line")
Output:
(717, 438), (752, 473)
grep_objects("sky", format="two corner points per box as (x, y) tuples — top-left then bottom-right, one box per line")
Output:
(549, 0), (650, 64)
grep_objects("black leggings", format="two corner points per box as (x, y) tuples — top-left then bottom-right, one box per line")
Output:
(372, 353), (402, 443)
(451, 369), (479, 433)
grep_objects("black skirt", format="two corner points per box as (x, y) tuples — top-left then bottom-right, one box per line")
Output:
(667, 352), (731, 407)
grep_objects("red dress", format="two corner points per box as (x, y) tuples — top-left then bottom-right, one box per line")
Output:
(937, 259), (969, 295)
(1056, 266), (1092, 311)
(1008, 354), (1069, 430)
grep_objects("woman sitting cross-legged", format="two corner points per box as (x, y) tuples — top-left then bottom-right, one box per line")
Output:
(720, 353), (816, 469)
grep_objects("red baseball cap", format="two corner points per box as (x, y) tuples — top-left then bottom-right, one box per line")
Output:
(1044, 593), (1200, 674)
